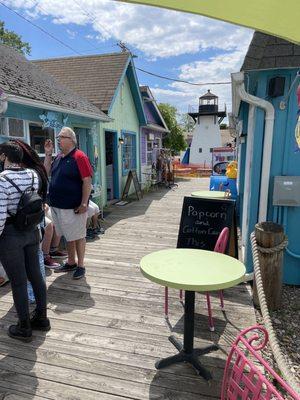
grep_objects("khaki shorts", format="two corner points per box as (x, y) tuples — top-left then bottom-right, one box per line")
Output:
(51, 207), (87, 242)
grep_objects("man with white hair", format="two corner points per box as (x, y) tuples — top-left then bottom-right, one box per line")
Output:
(44, 127), (93, 279)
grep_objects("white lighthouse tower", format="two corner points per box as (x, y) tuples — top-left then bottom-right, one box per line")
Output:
(188, 90), (226, 165)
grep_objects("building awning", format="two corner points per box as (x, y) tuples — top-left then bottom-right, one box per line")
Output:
(116, 0), (300, 45)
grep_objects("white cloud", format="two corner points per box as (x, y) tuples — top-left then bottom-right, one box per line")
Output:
(4, 0), (253, 58)
(66, 29), (76, 39)
(3, 0), (252, 114)
(151, 49), (248, 114)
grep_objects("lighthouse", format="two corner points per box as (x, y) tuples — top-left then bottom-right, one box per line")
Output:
(188, 90), (226, 165)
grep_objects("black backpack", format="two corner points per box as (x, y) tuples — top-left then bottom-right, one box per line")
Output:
(4, 171), (44, 231)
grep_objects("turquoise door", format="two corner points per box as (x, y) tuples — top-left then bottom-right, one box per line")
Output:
(74, 127), (100, 194)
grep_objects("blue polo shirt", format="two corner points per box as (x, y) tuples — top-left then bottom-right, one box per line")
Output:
(49, 148), (93, 209)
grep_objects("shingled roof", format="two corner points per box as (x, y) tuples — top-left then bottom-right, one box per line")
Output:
(34, 52), (131, 112)
(0, 44), (108, 119)
(241, 32), (300, 71)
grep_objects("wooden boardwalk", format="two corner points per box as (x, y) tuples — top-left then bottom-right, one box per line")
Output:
(0, 178), (256, 400)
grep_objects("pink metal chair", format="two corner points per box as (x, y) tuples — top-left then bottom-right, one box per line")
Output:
(221, 325), (300, 400)
(164, 227), (230, 332)
(206, 226), (230, 331)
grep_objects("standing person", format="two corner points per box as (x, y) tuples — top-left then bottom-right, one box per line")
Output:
(12, 140), (60, 269)
(0, 142), (50, 342)
(44, 127), (93, 279)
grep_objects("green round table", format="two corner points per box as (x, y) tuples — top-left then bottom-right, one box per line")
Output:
(140, 248), (245, 379)
(191, 190), (229, 198)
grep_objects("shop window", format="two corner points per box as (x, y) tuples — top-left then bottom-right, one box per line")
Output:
(122, 132), (136, 175)
(9, 118), (25, 137)
(29, 123), (55, 155)
(0, 118), (25, 137)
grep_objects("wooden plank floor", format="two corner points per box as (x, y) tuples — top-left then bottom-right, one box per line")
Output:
(0, 178), (256, 400)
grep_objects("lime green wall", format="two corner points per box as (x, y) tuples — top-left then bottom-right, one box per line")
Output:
(100, 75), (141, 206)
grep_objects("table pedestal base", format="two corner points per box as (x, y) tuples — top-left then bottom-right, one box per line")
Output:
(155, 335), (218, 380)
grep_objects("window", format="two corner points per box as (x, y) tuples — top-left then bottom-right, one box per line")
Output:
(199, 148), (202, 153)
(29, 123), (55, 155)
(0, 118), (25, 137)
(122, 132), (136, 175)
(0, 118), (5, 136)
(210, 148), (213, 152)
(8, 119), (25, 137)
(147, 141), (153, 165)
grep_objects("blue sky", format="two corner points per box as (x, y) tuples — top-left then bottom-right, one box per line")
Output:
(0, 0), (253, 114)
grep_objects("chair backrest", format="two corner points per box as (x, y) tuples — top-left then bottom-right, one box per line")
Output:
(214, 227), (230, 254)
(221, 325), (300, 400)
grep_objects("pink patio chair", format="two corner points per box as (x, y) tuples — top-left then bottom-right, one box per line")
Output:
(164, 227), (230, 332)
(221, 325), (300, 400)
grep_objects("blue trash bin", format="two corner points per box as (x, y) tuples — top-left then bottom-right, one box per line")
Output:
(209, 175), (238, 200)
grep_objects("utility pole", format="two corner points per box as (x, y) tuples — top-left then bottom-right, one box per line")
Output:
(117, 41), (137, 58)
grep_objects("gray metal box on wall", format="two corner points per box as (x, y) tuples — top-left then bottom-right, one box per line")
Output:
(273, 176), (300, 206)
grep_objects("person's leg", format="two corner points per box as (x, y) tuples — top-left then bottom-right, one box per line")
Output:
(0, 227), (32, 341)
(49, 208), (67, 259)
(73, 237), (86, 280)
(24, 229), (50, 332)
(0, 246), (29, 320)
(92, 214), (98, 229)
(24, 231), (47, 313)
(42, 222), (60, 269)
(51, 228), (61, 248)
(54, 239), (77, 273)
(56, 209), (87, 277)
(42, 221), (53, 255)
(49, 228), (66, 258)
(75, 238), (86, 268)
(66, 241), (76, 265)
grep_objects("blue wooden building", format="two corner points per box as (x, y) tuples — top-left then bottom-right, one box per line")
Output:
(34, 52), (147, 206)
(139, 86), (169, 189)
(0, 44), (110, 204)
(231, 32), (300, 284)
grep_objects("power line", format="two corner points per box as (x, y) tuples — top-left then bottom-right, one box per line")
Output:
(136, 67), (231, 86)
(1, 1), (231, 87)
(0, 1), (82, 55)
(72, 0), (113, 40)
(35, 0), (114, 54)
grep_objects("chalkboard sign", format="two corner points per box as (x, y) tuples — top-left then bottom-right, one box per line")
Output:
(122, 170), (143, 201)
(177, 196), (238, 258)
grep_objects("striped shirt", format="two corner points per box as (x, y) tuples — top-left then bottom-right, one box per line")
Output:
(0, 168), (39, 236)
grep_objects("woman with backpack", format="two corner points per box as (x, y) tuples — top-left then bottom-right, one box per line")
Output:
(0, 141), (50, 342)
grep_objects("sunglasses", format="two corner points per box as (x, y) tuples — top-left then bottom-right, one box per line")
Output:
(56, 135), (71, 140)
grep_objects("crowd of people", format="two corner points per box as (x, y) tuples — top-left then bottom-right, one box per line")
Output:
(0, 127), (102, 342)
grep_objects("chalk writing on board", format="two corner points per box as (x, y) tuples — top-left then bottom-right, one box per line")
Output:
(187, 206), (227, 221)
(177, 196), (237, 257)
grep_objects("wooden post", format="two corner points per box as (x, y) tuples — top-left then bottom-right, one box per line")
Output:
(253, 222), (284, 311)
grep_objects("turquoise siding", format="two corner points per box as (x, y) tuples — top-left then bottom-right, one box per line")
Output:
(0, 102), (102, 204)
(239, 68), (300, 283)
(100, 75), (141, 206)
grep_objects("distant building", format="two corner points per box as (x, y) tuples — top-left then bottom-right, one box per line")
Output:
(139, 86), (169, 188)
(188, 90), (226, 165)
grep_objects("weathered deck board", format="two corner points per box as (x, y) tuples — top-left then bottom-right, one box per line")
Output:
(0, 178), (256, 399)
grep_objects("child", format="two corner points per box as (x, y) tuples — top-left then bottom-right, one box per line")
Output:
(86, 200), (104, 239)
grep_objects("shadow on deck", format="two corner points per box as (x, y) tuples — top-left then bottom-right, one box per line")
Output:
(0, 178), (256, 399)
